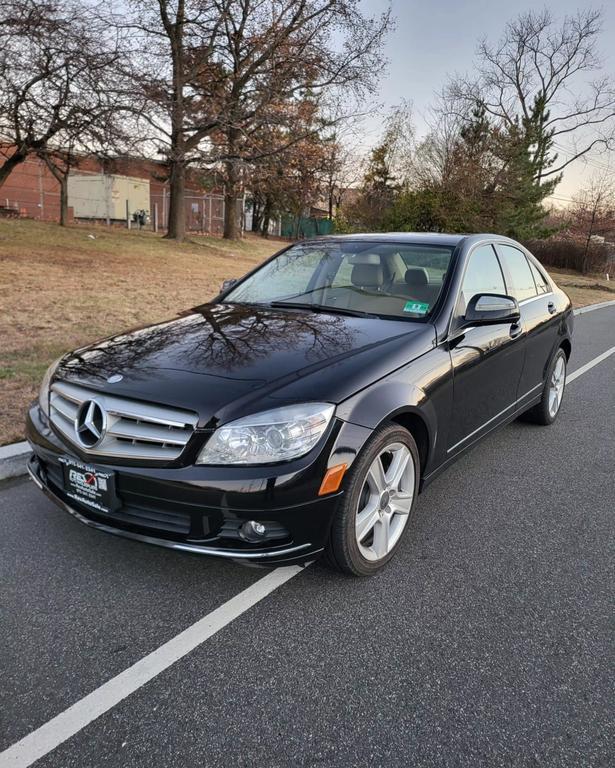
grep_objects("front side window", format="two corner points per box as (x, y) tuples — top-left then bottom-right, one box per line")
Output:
(498, 245), (537, 302)
(224, 242), (455, 320)
(456, 244), (506, 317)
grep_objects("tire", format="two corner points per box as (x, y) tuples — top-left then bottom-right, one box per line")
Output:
(325, 423), (420, 576)
(524, 347), (567, 425)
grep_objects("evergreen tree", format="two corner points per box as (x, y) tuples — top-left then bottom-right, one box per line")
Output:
(492, 97), (561, 238)
(343, 134), (400, 231)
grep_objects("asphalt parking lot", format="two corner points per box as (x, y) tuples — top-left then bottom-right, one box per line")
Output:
(1, 306), (614, 768)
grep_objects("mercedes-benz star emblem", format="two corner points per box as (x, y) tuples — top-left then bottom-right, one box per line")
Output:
(75, 400), (106, 448)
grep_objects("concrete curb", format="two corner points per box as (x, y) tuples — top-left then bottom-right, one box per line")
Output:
(1, 299), (615, 483)
(573, 299), (615, 316)
(0, 441), (30, 481)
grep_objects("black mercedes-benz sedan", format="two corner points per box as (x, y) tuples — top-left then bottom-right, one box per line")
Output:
(27, 233), (573, 575)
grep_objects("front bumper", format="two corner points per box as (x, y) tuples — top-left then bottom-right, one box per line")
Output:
(26, 455), (316, 563)
(26, 404), (366, 565)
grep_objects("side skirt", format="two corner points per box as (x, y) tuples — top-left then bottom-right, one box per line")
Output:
(419, 393), (542, 491)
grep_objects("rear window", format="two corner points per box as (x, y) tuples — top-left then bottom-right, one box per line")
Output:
(528, 259), (551, 295)
(498, 245), (537, 302)
(398, 248), (452, 282)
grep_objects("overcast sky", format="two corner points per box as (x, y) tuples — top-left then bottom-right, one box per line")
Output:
(360, 0), (615, 201)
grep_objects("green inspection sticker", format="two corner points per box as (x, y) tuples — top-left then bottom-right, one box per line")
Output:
(403, 301), (430, 315)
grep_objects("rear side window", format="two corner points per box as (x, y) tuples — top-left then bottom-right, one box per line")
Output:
(528, 259), (550, 295)
(498, 245), (537, 301)
(457, 244), (506, 316)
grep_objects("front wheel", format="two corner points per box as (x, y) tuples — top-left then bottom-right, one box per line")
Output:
(525, 347), (567, 425)
(325, 424), (420, 576)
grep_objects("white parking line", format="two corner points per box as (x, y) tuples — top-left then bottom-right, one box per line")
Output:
(0, 566), (303, 768)
(2, 343), (615, 768)
(567, 346), (615, 383)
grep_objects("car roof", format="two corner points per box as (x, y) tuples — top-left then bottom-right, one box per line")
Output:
(304, 232), (517, 248)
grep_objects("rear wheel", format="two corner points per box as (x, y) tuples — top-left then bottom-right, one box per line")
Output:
(525, 347), (567, 425)
(325, 424), (420, 576)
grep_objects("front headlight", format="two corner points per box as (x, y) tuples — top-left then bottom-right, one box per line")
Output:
(197, 403), (335, 465)
(38, 357), (62, 417)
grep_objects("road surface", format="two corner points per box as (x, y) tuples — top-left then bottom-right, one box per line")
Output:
(1, 305), (614, 767)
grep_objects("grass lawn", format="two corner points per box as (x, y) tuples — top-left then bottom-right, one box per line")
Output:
(548, 267), (615, 308)
(1, 219), (613, 446)
(0, 219), (279, 445)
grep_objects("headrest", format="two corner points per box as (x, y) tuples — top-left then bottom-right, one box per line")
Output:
(351, 263), (384, 288)
(348, 253), (381, 265)
(405, 267), (429, 287)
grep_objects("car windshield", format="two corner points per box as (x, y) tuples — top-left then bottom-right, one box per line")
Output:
(223, 241), (455, 319)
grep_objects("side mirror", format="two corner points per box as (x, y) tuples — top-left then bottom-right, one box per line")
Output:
(220, 278), (238, 292)
(464, 293), (520, 326)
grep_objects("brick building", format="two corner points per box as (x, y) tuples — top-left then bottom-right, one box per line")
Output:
(0, 151), (237, 235)
(1, 153), (64, 221)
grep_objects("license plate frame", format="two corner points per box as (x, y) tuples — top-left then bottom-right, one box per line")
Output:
(60, 457), (119, 514)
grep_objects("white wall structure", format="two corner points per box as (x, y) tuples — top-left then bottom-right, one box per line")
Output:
(68, 174), (150, 221)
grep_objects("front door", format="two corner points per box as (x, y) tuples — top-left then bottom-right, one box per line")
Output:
(447, 243), (526, 454)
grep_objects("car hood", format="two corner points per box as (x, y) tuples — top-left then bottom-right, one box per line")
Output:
(55, 303), (435, 426)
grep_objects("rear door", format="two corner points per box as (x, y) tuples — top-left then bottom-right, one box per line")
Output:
(496, 244), (559, 403)
(446, 243), (526, 454)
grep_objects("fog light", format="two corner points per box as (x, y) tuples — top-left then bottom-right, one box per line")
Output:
(240, 520), (267, 542)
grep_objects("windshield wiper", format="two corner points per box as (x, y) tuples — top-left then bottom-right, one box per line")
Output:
(269, 301), (376, 319)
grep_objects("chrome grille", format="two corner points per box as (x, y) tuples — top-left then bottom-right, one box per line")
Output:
(49, 381), (198, 461)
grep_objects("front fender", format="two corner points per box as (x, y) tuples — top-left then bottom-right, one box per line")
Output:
(334, 346), (453, 476)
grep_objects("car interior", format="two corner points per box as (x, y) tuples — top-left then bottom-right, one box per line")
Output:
(224, 242), (454, 319)
(316, 248), (451, 318)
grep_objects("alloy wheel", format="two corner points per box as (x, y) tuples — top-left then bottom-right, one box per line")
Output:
(548, 355), (566, 418)
(355, 442), (415, 561)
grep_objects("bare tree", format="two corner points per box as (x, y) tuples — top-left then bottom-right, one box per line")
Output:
(243, 98), (331, 237)
(0, 1), (120, 193)
(569, 174), (615, 271)
(443, 8), (615, 180)
(320, 130), (363, 221)
(110, 0), (225, 241)
(412, 95), (469, 188)
(203, 0), (392, 239)
(36, 105), (129, 226)
(116, 0), (392, 241)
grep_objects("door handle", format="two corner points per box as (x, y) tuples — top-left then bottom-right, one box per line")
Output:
(548, 301), (557, 315)
(509, 322), (523, 339)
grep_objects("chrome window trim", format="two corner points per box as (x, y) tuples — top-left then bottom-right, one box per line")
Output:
(518, 292), (554, 306)
(447, 382), (543, 454)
